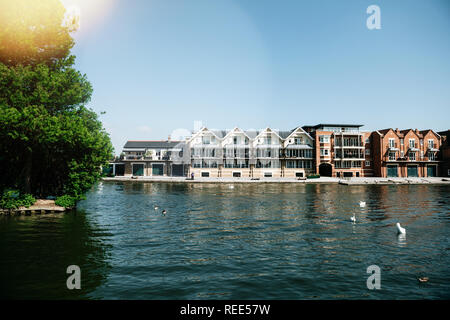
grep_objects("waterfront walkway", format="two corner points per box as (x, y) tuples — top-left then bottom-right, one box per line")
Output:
(102, 176), (450, 185)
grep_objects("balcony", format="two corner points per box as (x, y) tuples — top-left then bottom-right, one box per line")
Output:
(334, 140), (364, 148)
(125, 155), (144, 160)
(408, 143), (419, 151)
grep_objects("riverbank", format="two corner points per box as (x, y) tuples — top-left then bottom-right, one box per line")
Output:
(102, 176), (450, 185)
(0, 199), (66, 216)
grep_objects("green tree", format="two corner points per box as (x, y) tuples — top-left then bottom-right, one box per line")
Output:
(0, 0), (113, 200)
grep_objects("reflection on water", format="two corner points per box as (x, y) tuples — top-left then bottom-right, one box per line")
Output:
(1, 182), (449, 299)
(0, 210), (111, 299)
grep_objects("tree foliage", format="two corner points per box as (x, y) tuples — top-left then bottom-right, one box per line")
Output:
(0, 0), (113, 200)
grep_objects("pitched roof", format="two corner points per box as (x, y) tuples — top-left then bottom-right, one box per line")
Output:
(123, 140), (184, 149)
(277, 130), (293, 139)
(400, 129), (423, 138)
(210, 130), (228, 138)
(303, 123), (363, 129)
(244, 130), (260, 139)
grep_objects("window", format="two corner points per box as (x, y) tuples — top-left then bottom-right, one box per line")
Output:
(429, 153), (435, 161)
(409, 152), (416, 161)
(365, 160), (371, 166)
(202, 136), (211, 144)
(389, 138), (395, 148)
(389, 152), (396, 161)
(319, 135), (330, 143)
(320, 148), (329, 156)
(409, 139), (415, 148)
(365, 138), (370, 143)
(365, 149), (370, 155)
(428, 139), (434, 148)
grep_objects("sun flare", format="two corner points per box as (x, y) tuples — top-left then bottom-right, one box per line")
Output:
(61, 0), (117, 35)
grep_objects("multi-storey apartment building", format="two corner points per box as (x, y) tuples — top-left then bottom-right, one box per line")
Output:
(186, 126), (314, 178)
(303, 124), (369, 178)
(280, 127), (315, 178)
(371, 128), (441, 177)
(438, 130), (450, 177)
(119, 140), (188, 177)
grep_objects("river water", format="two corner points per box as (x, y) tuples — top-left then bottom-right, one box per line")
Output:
(1, 182), (449, 299)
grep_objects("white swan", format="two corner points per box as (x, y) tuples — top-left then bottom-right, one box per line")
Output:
(229, 185), (234, 189)
(162, 209), (166, 215)
(359, 201), (366, 208)
(154, 206), (159, 210)
(350, 213), (356, 222)
(396, 222), (406, 235)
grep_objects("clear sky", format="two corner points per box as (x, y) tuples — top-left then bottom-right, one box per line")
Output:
(62, 0), (450, 154)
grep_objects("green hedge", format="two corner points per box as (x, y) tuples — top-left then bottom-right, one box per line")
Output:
(55, 195), (77, 209)
(0, 189), (36, 209)
(307, 174), (321, 179)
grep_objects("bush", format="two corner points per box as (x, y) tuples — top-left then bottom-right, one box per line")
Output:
(307, 174), (321, 179)
(0, 189), (36, 209)
(55, 195), (77, 209)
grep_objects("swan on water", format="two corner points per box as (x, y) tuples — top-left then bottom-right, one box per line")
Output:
(154, 206), (159, 210)
(350, 213), (356, 222)
(359, 201), (366, 207)
(396, 222), (406, 235)
(162, 209), (166, 215)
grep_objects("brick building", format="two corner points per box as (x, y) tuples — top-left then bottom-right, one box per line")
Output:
(302, 124), (371, 178)
(438, 130), (450, 177)
(371, 128), (441, 177)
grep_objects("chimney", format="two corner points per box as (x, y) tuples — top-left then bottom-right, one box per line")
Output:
(415, 129), (420, 135)
(395, 128), (400, 134)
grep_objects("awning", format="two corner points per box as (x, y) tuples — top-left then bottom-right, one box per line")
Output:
(286, 144), (313, 149)
(256, 144), (281, 148)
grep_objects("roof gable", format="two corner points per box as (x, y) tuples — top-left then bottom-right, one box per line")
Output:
(284, 126), (314, 141)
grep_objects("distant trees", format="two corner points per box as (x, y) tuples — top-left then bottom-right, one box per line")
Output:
(0, 0), (113, 201)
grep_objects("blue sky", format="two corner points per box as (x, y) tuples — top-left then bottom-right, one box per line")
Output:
(64, 0), (450, 154)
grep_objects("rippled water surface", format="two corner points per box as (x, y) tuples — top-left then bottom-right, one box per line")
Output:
(1, 182), (449, 299)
